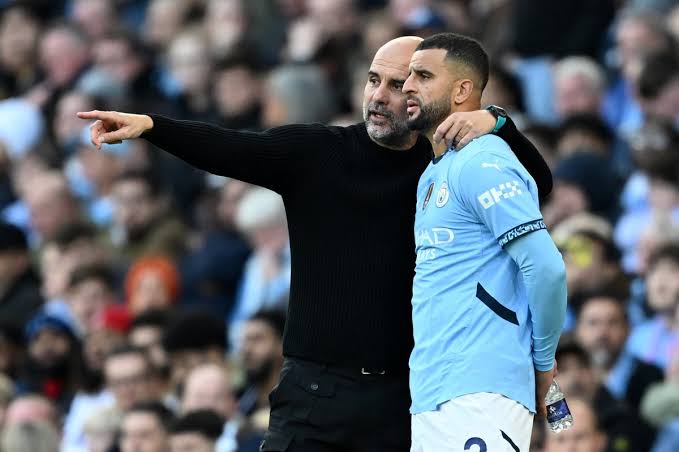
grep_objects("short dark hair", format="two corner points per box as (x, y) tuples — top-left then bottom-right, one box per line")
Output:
(555, 339), (590, 368)
(416, 32), (490, 90)
(0, 222), (28, 252)
(162, 310), (226, 353)
(105, 345), (153, 373)
(114, 168), (165, 199)
(248, 309), (286, 340)
(577, 292), (628, 324)
(558, 114), (614, 149)
(130, 309), (171, 331)
(53, 222), (99, 250)
(639, 50), (679, 100)
(648, 243), (679, 271)
(126, 401), (175, 431)
(488, 63), (525, 112)
(170, 409), (224, 440)
(68, 264), (115, 291)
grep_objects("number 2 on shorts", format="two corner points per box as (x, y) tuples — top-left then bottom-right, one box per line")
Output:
(464, 437), (487, 452)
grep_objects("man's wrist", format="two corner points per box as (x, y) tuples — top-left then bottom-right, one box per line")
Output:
(485, 105), (507, 133)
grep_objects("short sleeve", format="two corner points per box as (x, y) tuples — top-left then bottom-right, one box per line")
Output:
(457, 148), (546, 248)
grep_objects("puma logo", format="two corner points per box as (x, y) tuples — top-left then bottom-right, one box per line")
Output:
(481, 162), (501, 171)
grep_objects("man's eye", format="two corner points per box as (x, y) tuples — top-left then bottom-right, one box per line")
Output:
(369, 78), (379, 86)
(393, 83), (404, 90)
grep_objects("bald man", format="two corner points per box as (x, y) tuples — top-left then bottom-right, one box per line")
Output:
(78, 37), (552, 451)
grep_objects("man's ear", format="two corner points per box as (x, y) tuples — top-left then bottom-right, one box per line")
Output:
(453, 79), (474, 105)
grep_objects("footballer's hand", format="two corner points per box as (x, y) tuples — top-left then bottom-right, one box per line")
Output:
(535, 362), (557, 418)
(433, 110), (496, 150)
(76, 110), (154, 149)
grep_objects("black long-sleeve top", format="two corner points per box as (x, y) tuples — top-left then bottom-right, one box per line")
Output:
(142, 116), (552, 371)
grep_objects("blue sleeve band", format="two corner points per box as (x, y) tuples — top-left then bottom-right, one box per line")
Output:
(505, 228), (567, 371)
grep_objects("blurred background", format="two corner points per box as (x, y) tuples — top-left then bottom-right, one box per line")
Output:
(0, 0), (678, 451)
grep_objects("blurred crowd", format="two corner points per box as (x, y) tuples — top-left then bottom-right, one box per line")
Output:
(0, 0), (679, 451)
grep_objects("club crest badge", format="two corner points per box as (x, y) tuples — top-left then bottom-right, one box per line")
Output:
(422, 182), (435, 210)
(435, 181), (449, 207)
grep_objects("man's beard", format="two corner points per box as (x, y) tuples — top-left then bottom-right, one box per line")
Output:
(363, 102), (412, 147)
(407, 95), (451, 133)
(246, 357), (276, 385)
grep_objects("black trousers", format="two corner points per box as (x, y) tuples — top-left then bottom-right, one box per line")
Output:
(259, 357), (411, 452)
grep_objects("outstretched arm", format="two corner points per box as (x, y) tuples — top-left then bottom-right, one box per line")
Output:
(77, 111), (330, 192)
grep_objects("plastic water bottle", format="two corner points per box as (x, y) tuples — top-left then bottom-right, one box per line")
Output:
(545, 380), (573, 432)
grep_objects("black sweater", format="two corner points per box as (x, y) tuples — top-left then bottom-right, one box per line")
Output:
(142, 116), (552, 371)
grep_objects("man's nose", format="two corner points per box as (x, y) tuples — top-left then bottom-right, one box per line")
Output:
(372, 82), (390, 104)
(403, 74), (415, 94)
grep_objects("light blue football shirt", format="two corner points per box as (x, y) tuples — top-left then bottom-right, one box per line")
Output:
(410, 134), (546, 414)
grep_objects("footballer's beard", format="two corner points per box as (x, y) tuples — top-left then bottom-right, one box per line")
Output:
(407, 94), (452, 134)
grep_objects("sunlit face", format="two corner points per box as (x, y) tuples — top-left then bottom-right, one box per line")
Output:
(403, 48), (453, 133)
(362, 39), (419, 148)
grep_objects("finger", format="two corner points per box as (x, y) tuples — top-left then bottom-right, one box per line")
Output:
(90, 121), (105, 147)
(77, 110), (116, 121)
(444, 120), (466, 148)
(452, 123), (472, 146)
(99, 129), (129, 145)
(455, 126), (476, 149)
(433, 114), (457, 144)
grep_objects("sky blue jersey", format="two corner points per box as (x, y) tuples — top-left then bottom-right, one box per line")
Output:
(410, 135), (546, 414)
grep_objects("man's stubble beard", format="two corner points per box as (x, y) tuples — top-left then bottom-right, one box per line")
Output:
(363, 102), (413, 148)
(407, 95), (452, 133)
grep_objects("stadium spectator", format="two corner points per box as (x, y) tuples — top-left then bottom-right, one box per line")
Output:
(181, 364), (247, 452)
(179, 178), (251, 317)
(39, 222), (108, 305)
(555, 114), (615, 160)
(0, 222), (42, 330)
(170, 409), (224, 452)
(128, 309), (170, 372)
(213, 60), (262, 130)
(64, 265), (117, 335)
(553, 56), (606, 121)
(627, 245), (679, 370)
(109, 169), (187, 264)
(543, 153), (621, 227)
(104, 346), (159, 411)
(0, 420), (60, 452)
(162, 310), (227, 394)
(0, 373), (13, 427)
(37, 23), (91, 110)
(71, 0), (118, 41)
(3, 394), (58, 428)
(637, 50), (679, 123)
(575, 293), (663, 414)
(555, 341), (652, 451)
(120, 401), (173, 452)
(81, 406), (121, 452)
(124, 255), (180, 317)
(0, 5), (41, 98)
(24, 171), (80, 246)
(230, 188), (289, 333)
(237, 310), (285, 420)
(544, 398), (607, 452)
(559, 231), (629, 326)
(16, 311), (81, 412)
